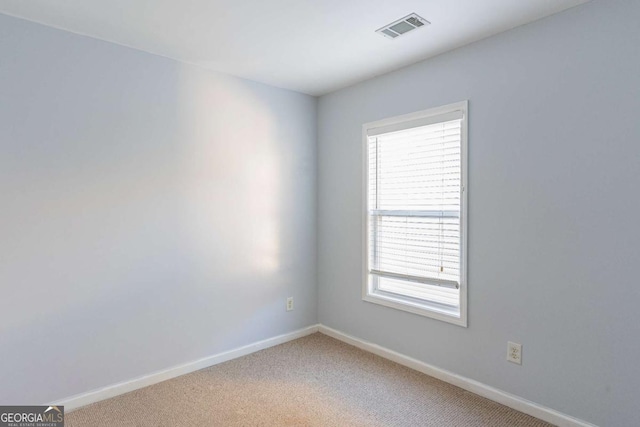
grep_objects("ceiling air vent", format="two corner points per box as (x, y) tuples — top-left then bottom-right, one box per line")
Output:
(376, 13), (430, 39)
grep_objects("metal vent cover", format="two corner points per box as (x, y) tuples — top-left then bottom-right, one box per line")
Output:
(376, 13), (430, 39)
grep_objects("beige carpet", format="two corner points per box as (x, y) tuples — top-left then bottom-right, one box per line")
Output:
(66, 333), (551, 426)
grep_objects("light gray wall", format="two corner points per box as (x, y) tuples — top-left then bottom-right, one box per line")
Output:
(0, 14), (317, 404)
(317, 1), (639, 426)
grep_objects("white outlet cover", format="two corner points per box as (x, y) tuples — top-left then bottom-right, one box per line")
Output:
(507, 341), (522, 365)
(286, 297), (294, 311)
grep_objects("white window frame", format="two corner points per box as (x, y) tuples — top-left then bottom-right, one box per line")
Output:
(362, 101), (468, 327)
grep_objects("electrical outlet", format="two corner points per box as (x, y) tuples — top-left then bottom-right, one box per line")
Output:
(286, 297), (294, 312)
(507, 341), (522, 365)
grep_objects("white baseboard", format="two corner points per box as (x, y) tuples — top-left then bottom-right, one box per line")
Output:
(52, 324), (319, 411)
(318, 325), (597, 427)
(51, 323), (596, 426)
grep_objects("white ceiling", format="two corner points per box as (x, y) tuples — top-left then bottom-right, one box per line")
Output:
(0, 0), (588, 96)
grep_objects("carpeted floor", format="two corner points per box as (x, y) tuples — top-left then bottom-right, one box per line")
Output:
(66, 333), (552, 426)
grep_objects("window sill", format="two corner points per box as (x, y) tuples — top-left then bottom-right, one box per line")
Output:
(363, 290), (467, 327)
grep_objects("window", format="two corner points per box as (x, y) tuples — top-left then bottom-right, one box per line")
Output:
(363, 101), (468, 326)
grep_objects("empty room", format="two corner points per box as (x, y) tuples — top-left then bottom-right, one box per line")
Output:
(1, 0), (638, 426)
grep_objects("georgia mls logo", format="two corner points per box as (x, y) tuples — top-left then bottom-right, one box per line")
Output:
(0, 405), (64, 427)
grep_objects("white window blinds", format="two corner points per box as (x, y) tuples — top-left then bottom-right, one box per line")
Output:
(367, 113), (463, 309)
